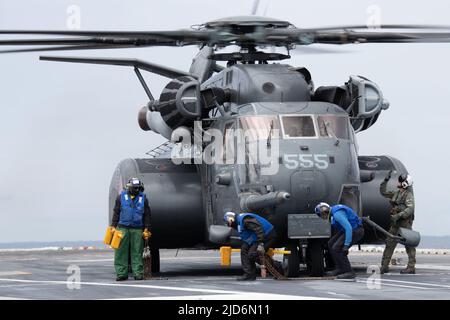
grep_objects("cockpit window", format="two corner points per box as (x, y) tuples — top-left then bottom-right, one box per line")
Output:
(318, 116), (350, 140)
(281, 116), (315, 138)
(239, 116), (280, 142)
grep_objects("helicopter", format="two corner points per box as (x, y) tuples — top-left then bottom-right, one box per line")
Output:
(2, 15), (450, 277)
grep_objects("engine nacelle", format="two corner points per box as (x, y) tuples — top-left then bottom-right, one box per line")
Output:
(137, 103), (173, 139)
(314, 75), (390, 132)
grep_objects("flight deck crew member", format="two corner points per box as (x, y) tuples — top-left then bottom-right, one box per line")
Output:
(315, 202), (364, 279)
(224, 212), (283, 281)
(111, 177), (152, 281)
(380, 171), (416, 274)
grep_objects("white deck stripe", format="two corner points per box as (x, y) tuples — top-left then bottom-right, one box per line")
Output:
(0, 278), (245, 295)
(0, 278), (332, 300)
(376, 278), (450, 289)
(355, 279), (429, 290)
(0, 271), (31, 276)
(111, 293), (336, 300)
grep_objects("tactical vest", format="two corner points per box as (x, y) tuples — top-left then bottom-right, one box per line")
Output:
(331, 205), (362, 231)
(237, 213), (274, 246)
(118, 190), (146, 228)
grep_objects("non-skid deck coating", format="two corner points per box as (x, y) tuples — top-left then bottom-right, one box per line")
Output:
(0, 249), (450, 300)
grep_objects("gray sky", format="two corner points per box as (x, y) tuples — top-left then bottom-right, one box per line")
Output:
(0, 0), (450, 242)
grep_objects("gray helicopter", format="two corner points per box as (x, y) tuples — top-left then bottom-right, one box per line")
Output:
(1, 15), (447, 276)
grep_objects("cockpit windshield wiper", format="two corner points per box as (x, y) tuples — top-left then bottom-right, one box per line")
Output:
(267, 120), (274, 148)
(325, 121), (340, 146)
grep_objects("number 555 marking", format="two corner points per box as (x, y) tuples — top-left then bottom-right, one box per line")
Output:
(284, 154), (329, 170)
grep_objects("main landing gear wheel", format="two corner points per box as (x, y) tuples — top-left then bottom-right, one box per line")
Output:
(283, 243), (300, 277)
(151, 248), (160, 273)
(306, 239), (325, 277)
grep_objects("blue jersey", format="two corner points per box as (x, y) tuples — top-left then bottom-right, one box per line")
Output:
(237, 213), (274, 245)
(118, 190), (146, 228)
(330, 205), (362, 246)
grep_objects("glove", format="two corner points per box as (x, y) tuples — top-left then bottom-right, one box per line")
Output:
(391, 213), (402, 224)
(256, 243), (265, 254)
(384, 170), (393, 182)
(343, 245), (350, 255)
(143, 228), (152, 240)
(110, 226), (116, 232)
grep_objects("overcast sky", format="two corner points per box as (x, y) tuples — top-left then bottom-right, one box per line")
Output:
(0, 0), (450, 242)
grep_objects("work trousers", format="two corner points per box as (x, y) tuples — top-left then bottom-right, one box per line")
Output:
(381, 219), (416, 268)
(328, 226), (365, 273)
(114, 227), (144, 278)
(240, 230), (283, 277)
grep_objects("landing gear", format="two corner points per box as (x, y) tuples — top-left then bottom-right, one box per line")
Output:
(306, 239), (325, 276)
(151, 248), (160, 273)
(283, 243), (300, 277)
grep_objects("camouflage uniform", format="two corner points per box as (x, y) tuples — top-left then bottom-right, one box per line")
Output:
(380, 179), (416, 269)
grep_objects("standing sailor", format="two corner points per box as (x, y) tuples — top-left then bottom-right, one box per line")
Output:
(380, 171), (416, 274)
(111, 177), (152, 281)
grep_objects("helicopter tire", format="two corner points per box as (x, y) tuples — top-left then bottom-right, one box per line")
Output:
(151, 247), (160, 274)
(306, 239), (325, 277)
(283, 243), (300, 277)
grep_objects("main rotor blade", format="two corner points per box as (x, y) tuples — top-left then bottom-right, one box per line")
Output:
(0, 43), (147, 54)
(309, 31), (450, 44)
(0, 37), (104, 46)
(264, 26), (450, 45)
(0, 29), (215, 43)
(2, 24), (450, 51)
(301, 24), (450, 32)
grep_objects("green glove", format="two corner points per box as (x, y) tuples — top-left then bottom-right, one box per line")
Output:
(391, 213), (402, 224)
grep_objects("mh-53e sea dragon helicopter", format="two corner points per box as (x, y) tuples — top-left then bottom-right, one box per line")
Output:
(1, 14), (449, 276)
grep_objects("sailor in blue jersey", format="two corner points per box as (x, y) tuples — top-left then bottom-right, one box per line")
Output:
(111, 178), (152, 281)
(315, 202), (364, 279)
(224, 212), (283, 281)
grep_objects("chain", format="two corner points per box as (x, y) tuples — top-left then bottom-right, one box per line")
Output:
(143, 239), (152, 279)
(259, 252), (288, 280)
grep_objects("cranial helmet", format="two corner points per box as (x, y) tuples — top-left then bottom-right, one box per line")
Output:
(398, 174), (413, 188)
(314, 202), (331, 216)
(127, 177), (144, 195)
(223, 211), (236, 223)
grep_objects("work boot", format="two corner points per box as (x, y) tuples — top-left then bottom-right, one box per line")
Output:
(236, 274), (256, 281)
(336, 271), (356, 280)
(380, 266), (389, 274)
(324, 269), (342, 277)
(134, 275), (144, 280)
(116, 276), (128, 281)
(400, 267), (415, 274)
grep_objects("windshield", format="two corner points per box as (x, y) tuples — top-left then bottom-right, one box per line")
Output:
(281, 116), (315, 138)
(239, 116), (281, 141)
(317, 115), (350, 140)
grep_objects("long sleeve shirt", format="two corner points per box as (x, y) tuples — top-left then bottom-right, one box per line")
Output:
(111, 194), (152, 229)
(380, 180), (415, 220)
(333, 209), (354, 246)
(242, 216), (265, 243)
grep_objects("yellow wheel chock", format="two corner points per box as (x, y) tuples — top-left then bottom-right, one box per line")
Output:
(219, 246), (291, 266)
